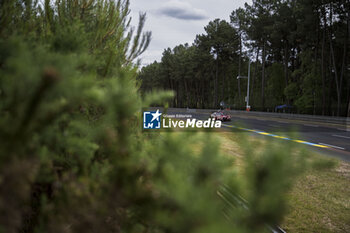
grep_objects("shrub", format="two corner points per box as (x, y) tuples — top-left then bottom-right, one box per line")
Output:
(0, 1), (305, 233)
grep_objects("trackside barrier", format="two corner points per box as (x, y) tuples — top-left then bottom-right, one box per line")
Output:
(190, 108), (349, 126)
(149, 107), (349, 126)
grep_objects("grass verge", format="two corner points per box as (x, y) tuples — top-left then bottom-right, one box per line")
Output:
(218, 131), (350, 233)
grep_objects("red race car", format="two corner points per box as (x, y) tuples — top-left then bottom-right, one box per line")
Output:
(210, 111), (231, 121)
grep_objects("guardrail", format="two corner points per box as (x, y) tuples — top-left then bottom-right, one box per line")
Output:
(197, 109), (349, 126)
(151, 107), (349, 126)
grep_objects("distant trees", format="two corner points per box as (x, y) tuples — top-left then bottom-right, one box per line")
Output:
(1, 1), (313, 233)
(139, 19), (240, 109)
(139, 0), (350, 116)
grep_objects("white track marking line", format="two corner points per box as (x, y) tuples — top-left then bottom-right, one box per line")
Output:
(337, 128), (350, 132)
(303, 124), (319, 127)
(318, 143), (345, 150)
(332, 134), (350, 139)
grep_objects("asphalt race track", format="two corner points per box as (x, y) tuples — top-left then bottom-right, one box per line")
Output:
(164, 108), (350, 162)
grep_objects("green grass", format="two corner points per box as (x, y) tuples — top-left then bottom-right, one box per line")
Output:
(218, 131), (350, 233)
(283, 161), (350, 232)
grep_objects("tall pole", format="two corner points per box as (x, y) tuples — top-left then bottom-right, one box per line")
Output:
(237, 60), (251, 111)
(247, 61), (251, 109)
(238, 34), (242, 100)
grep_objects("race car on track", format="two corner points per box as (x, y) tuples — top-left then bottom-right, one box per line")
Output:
(210, 111), (231, 121)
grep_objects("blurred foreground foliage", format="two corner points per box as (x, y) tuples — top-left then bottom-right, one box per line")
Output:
(0, 1), (320, 233)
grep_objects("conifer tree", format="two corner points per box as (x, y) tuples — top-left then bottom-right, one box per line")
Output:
(0, 1), (312, 233)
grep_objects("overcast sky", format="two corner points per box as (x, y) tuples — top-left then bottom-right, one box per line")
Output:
(129, 0), (251, 66)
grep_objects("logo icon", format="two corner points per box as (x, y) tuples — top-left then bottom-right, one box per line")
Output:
(143, 109), (162, 129)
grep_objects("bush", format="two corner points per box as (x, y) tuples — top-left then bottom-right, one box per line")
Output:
(0, 1), (306, 233)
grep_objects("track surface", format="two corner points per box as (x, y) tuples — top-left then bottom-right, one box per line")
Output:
(165, 109), (350, 162)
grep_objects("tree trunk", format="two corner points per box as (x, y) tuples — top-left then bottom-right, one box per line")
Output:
(214, 61), (218, 108)
(228, 69), (231, 107)
(328, 64), (333, 116)
(283, 40), (289, 88)
(339, 14), (349, 117)
(261, 39), (266, 111)
(169, 78), (176, 107)
(347, 13), (350, 117)
(339, 24), (348, 116)
(283, 40), (289, 105)
(202, 79), (205, 108)
(196, 81), (200, 108)
(321, 10), (326, 116)
(291, 47), (295, 73)
(251, 47), (259, 107)
(176, 81), (180, 107)
(328, 4), (341, 116)
(222, 71), (225, 104)
(184, 79), (188, 107)
(314, 16), (320, 114)
(238, 34), (242, 101)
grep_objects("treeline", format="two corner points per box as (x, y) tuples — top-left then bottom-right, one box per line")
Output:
(138, 0), (350, 116)
(0, 0), (312, 232)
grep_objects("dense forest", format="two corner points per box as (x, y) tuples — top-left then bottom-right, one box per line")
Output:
(138, 0), (350, 117)
(0, 0), (317, 233)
